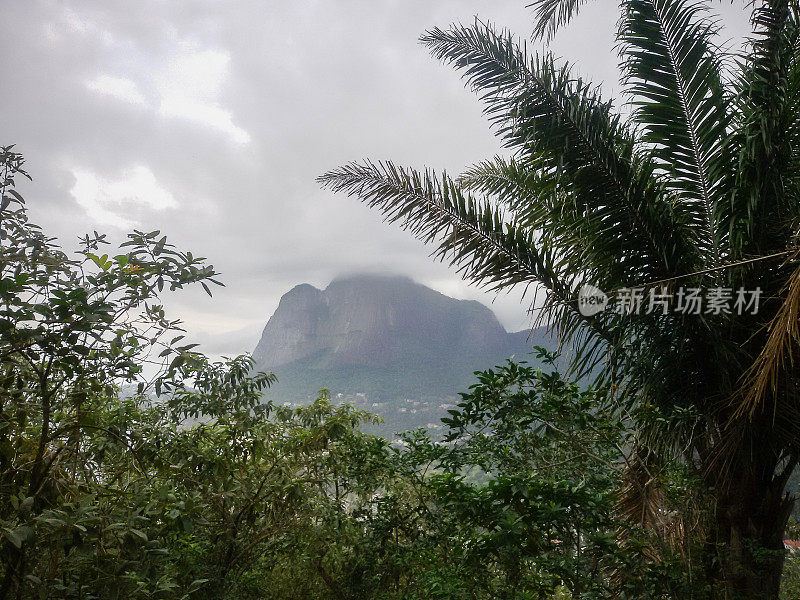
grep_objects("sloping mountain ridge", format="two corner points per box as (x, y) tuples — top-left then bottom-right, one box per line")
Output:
(252, 274), (549, 434)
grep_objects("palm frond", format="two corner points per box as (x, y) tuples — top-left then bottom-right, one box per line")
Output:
(725, 1), (800, 257)
(737, 256), (800, 417)
(619, 0), (730, 266)
(421, 22), (698, 284)
(456, 156), (717, 398)
(459, 155), (639, 378)
(527, 0), (593, 40)
(457, 155), (557, 226)
(317, 161), (617, 376)
(318, 161), (553, 294)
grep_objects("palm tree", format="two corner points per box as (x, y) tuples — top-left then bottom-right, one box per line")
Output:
(319, 1), (799, 597)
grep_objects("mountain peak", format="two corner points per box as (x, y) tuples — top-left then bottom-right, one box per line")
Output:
(252, 274), (545, 404)
(288, 282), (321, 294)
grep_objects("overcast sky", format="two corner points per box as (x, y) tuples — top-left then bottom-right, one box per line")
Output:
(2, 1), (753, 357)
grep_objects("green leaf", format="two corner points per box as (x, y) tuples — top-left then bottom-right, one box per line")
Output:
(5, 525), (34, 549)
(128, 528), (148, 542)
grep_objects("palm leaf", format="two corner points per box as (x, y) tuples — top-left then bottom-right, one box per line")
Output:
(422, 22), (698, 285)
(737, 256), (800, 417)
(619, 0), (730, 266)
(318, 161), (553, 294)
(527, 0), (593, 40)
(458, 155), (555, 220)
(725, 1), (800, 257)
(317, 161), (617, 376)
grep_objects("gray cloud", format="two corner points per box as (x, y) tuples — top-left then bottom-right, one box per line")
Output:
(1, 1), (753, 357)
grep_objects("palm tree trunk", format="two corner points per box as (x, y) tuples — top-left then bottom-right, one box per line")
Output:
(710, 458), (795, 599)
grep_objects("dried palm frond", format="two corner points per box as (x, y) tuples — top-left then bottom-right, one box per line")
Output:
(616, 442), (709, 564)
(617, 444), (662, 530)
(737, 255), (800, 418)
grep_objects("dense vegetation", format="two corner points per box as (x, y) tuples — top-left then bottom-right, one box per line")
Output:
(320, 0), (800, 597)
(0, 149), (612, 597)
(9, 145), (800, 598)
(3, 0), (800, 597)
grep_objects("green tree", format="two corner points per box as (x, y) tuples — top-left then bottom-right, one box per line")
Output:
(364, 353), (696, 599)
(0, 145), (229, 597)
(319, 2), (800, 597)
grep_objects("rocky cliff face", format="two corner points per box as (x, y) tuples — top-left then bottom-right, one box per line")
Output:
(252, 274), (547, 412)
(253, 274), (513, 370)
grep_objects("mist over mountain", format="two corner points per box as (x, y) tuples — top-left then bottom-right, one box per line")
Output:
(253, 274), (548, 434)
